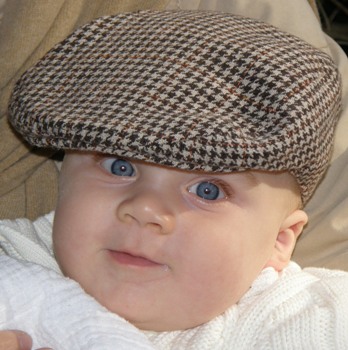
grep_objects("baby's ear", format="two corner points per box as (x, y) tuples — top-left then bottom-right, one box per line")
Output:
(265, 210), (308, 271)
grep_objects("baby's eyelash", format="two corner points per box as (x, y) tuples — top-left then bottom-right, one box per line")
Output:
(92, 153), (107, 163)
(207, 178), (234, 198)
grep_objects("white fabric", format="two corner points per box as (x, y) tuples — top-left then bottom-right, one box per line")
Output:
(0, 212), (58, 271)
(145, 264), (348, 349)
(1, 215), (348, 349)
(0, 255), (156, 350)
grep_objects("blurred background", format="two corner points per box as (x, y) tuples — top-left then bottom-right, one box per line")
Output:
(317, 0), (348, 55)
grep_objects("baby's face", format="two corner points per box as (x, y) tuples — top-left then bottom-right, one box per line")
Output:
(53, 152), (302, 331)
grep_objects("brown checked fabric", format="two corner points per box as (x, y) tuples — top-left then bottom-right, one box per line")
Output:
(8, 10), (342, 204)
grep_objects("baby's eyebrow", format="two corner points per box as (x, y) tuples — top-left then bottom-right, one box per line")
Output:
(228, 171), (259, 187)
(241, 172), (259, 187)
(215, 171), (259, 189)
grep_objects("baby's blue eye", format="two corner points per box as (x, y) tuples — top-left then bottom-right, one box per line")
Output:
(189, 181), (224, 200)
(102, 158), (135, 177)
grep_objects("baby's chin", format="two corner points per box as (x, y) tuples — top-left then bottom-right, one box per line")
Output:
(125, 315), (211, 332)
(106, 300), (226, 332)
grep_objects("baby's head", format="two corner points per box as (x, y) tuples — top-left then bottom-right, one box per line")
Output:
(8, 11), (341, 331)
(52, 152), (305, 331)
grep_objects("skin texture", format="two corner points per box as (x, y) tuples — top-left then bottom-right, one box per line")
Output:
(0, 331), (31, 350)
(0, 330), (51, 350)
(53, 151), (308, 331)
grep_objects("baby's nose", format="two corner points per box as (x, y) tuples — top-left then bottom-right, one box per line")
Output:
(116, 191), (175, 235)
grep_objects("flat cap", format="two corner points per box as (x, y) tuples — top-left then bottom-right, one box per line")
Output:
(8, 10), (342, 204)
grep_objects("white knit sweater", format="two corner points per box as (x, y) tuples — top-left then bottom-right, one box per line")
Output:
(1, 213), (348, 349)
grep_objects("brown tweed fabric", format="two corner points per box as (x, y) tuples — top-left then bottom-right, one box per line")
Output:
(8, 11), (342, 204)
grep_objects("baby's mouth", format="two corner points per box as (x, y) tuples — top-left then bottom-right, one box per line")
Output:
(109, 250), (163, 268)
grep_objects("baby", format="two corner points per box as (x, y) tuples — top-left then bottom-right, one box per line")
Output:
(1, 10), (348, 349)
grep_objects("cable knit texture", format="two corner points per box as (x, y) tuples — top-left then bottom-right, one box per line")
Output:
(1, 214), (348, 349)
(0, 255), (156, 350)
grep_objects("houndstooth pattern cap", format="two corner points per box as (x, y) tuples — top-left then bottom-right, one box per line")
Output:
(8, 11), (342, 204)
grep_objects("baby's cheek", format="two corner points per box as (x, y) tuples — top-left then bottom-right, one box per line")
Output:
(177, 257), (242, 318)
